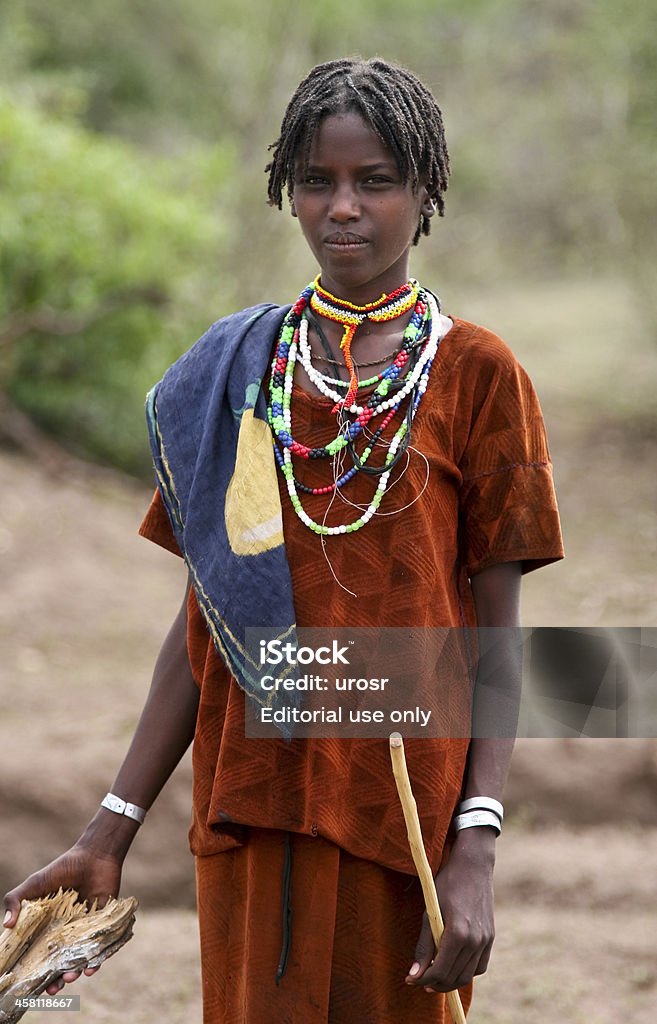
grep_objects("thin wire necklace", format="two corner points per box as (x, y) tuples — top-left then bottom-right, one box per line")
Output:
(305, 311), (402, 370)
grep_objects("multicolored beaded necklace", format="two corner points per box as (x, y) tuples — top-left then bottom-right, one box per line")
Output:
(310, 277), (419, 411)
(267, 279), (441, 536)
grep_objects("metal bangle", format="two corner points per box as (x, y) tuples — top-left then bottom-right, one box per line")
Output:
(101, 792), (146, 825)
(453, 810), (502, 836)
(457, 797), (504, 822)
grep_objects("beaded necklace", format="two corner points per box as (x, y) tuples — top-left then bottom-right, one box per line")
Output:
(267, 280), (442, 536)
(309, 276), (419, 411)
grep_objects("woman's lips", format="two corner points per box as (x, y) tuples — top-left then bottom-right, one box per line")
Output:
(324, 234), (369, 251)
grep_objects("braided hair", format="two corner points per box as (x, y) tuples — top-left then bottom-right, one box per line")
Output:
(266, 57), (450, 244)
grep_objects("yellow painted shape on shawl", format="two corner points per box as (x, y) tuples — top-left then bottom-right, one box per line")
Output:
(225, 408), (284, 555)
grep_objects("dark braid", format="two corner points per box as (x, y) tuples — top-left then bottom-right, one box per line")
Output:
(266, 58), (450, 244)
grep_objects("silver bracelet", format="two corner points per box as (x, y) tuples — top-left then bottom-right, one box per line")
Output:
(101, 792), (147, 825)
(457, 797), (504, 822)
(453, 810), (502, 836)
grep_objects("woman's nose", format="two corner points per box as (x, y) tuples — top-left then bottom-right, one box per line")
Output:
(328, 184), (360, 222)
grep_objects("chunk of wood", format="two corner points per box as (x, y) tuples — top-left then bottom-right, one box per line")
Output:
(0, 889), (137, 1023)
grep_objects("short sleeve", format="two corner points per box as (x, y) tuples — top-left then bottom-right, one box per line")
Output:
(458, 335), (564, 577)
(139, 487), (183, 557)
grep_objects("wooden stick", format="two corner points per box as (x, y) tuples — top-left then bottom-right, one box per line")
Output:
(389, 732), (467, 1024)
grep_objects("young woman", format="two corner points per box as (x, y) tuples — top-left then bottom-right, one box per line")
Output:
(3, 58), (563, 1022)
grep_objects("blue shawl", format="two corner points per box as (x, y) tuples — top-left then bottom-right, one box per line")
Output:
(146, 303), (298, 728)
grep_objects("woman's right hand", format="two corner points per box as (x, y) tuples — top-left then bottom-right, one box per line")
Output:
(2, 843), (123, 994)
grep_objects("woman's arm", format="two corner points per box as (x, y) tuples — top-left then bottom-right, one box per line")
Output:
(407, 561), (522, 994)
(3, 576), (199, 923)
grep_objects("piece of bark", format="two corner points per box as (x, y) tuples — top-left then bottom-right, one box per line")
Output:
(0, 889), (137, 1023)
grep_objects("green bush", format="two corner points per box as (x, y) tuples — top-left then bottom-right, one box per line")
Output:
(0, 96), (230, 475)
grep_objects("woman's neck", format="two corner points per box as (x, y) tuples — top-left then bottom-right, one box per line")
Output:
(315, 272), (414, 309)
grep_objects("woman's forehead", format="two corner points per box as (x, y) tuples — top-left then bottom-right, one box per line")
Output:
(296, 111), (398, 169)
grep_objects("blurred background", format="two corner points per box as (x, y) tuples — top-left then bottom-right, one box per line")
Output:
(1, 1), (656, 1021)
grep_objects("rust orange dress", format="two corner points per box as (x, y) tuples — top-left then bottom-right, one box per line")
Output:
(140, 316), (563, 1023)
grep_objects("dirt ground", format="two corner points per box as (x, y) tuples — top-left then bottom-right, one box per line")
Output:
(1, 276), (656, 1022)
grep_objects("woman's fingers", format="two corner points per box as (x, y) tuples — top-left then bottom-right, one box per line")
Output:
(3, 872), (53, 928)
(44, 965), (101, 996)
(405, 910), (434, 983)
(407, 911), (494, 993)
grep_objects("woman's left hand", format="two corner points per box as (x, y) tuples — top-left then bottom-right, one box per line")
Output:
(405, 828), (497, 994)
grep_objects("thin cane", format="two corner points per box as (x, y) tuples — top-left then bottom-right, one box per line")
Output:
(389, 732), (467, 1024)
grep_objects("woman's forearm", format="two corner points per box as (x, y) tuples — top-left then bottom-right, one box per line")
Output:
(462, 633), (522, 803)
(78, 578), (199, 861)
(456, 561), (523, 851)
(2, 580), (199, 928)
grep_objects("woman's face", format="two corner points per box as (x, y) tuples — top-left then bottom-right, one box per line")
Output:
(292, 111), (434, 305)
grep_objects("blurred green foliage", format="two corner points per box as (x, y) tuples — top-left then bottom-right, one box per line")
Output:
(0, 95), (233, 473)
(1, 0), (655, 473)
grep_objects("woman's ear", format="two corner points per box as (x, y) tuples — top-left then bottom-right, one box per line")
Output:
(421, 188), (437, 221)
